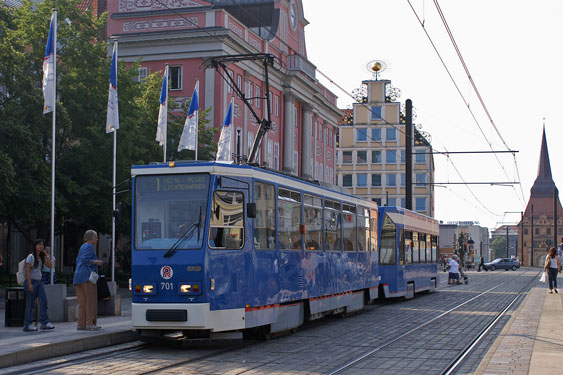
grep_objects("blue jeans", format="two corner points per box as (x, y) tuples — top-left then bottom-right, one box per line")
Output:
(24, 280), (50, 327)
(547, 268), (558, 290)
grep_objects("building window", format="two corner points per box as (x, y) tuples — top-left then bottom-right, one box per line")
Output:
(372, 174), (381, 187)
(370, 106), (382, 120)
(357, 128), (367, 142)
(535, 228), (540, 235)
(373, 198), (382, 206)
(169, 66), (182, 90)
(372, 128), (381, 141)
(415, 150), (426, 163)
(357, 151), (367, 164)
(386, 128), (396, 141)
(387, 174), (396, 187)
(357, 174), (367, 187)
(400, 150), (405, 164)
(325, 128), (329, 145)
(342, 151), (353, 164)
(387, 198), (396, 206)
(274, 142), (280, 170)
(274, 95), (279, 116)
(415, 174), (426, 187)
(247, 84), (253, 106)
(401, 174), (405, 187)
(255, 86), (261, 108)
(267, 140), (273, 168)
(524, 228), (529, 235)
(547, 228), (552, 235)
(416, 198), (426, 212)
(134, 67), (147, 82)
(343, 174), (353, 187)
(372, 150), (381, 164)
(227, 70), (234, 93)
(386, 150), (396, 164)
(237, 75), (242, 92)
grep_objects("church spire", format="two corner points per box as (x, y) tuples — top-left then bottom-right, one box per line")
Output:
(530, 126), (556, 197)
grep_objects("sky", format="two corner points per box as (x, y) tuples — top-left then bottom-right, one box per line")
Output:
(303, 0), (563, 231)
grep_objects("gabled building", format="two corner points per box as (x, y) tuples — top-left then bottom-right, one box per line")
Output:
(336, 79), (434, 216)
(519, 127), (563, 267)
(107, 0), (341, 181)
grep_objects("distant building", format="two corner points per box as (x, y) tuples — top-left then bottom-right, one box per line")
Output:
(518, 127), (563, 267)
(490, 225), (519, 259)
(336, 79), (434, 216)
(439, 222), (489, 262)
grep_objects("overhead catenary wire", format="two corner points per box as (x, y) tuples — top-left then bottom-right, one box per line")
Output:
(144, 0), (506, 216)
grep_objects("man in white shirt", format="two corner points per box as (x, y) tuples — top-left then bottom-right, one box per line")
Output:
(448, 256), (461, 285)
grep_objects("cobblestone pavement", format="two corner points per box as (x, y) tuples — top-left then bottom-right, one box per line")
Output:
(0, 269), (539, 375)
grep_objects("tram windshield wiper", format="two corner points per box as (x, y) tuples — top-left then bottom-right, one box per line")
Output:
(163, 207), (202, 258)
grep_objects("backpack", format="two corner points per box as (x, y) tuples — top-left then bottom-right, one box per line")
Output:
(16, 254), (33, 285)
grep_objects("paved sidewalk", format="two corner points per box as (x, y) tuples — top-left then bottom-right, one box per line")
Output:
(476, 280), (563, 374)
(0, 292), (135, 368)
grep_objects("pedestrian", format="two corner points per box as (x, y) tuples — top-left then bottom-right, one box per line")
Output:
(544, 247), (561, 294)
(73, 230), (103, 331)
(478, 255), (485, 272)
(448, 255), (461, 285)
(23, 239), (55, 332)
(41, 246), (57, 285)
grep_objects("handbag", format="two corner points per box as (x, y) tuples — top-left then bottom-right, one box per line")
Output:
(88, 270), (99, 285)
(539, 271), (546, 283)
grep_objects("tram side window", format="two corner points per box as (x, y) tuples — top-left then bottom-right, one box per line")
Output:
(426, 234), (432, 263)
(254, 182), (276, 250)
(432, 235), (438, 263)
(412, 232), (419, 263)
(209, 191), (244, 249)
(278, 188), (302, 250)
(325, 200), (341, 251)
(304, 195), (323, 250)
(342, 204), (357, 251)
(404, 231), (412, 264)
(419, 235), (426, 263)
(370, 209), (378, 253)
(357, 207), (370, 252)
(380, 214), (396, 265)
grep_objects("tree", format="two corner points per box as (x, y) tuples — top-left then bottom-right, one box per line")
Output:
(491, 236), (507, 260)
(456, 232), (470, 266)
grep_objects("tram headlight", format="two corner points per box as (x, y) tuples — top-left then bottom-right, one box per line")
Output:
(142, 284), (154, 294)
(180, 284), (192, 293)
(179, 282), (201, 295)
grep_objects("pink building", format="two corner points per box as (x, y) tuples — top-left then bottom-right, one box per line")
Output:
(107, 0), (341, 182)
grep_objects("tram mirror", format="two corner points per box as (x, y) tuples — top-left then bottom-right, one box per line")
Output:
(215, 206), (220, 220)
(247, 203), (256, 218)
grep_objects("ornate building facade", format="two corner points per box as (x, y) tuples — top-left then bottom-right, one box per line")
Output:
(519, 128), (563, 267)
(336, 79), (435, 216)
(107, 0), (341, 181)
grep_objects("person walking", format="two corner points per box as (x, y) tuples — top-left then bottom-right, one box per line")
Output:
(448, 255), (461, 285)
(544, 247), (561, 294)
(73, 230), (103, 331)
(23, 239), (55, 332)
(478, 255), (485, 272)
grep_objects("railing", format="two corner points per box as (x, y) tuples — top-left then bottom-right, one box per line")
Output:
(287, 54), (316, 80)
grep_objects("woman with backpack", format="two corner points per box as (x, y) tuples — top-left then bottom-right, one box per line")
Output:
(23, 239), (55, 332)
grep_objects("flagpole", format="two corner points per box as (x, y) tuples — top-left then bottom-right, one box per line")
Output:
(50, 10), (57, 285)
(164, 64), (168, 163)
(195, 79), (199, 161)
(111, 41), (118, 283)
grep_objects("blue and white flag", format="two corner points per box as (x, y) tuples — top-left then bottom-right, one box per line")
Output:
(42, 11), (56, 114)
(178, 80), (199, 152)
(155, 67), (168, 146)
(106, 42), (119, 133)
(216, 98), (234, 163)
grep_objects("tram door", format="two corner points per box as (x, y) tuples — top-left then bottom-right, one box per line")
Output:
(397, 229), (406, 291)
(207, 176), (252, 310)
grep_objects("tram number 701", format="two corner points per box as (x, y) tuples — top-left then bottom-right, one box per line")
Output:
(161, 282), (173, 290)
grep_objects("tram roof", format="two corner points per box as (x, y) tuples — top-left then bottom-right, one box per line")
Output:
(132, 161), (377, 209)
(379, 206), (439, 235)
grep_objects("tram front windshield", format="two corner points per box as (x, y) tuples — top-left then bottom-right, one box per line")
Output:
(135, 174), (209, 250)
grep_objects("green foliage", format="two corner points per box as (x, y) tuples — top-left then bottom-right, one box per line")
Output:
(491, 236), (508, 259)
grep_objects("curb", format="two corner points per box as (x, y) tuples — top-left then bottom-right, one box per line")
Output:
(0, 330), (137, 368)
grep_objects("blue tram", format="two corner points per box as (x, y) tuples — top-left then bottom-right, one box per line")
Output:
(131, 161), (380, 339)
(377, 206), (440, 299)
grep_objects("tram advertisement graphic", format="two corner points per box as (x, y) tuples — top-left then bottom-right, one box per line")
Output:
(160, 266), (173, 279)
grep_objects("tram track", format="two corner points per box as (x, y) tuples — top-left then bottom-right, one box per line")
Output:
(327, 270), (540, 375)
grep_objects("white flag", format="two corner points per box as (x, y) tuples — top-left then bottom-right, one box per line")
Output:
(216, 99), (234, 163)
(178, 81), (199, 151)
(106, 42), (119, 133)
(42, 12), (56, 114)
(155, 67), (168, 146)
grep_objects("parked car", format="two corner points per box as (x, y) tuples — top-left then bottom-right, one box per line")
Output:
(484, 258), (520, 271)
